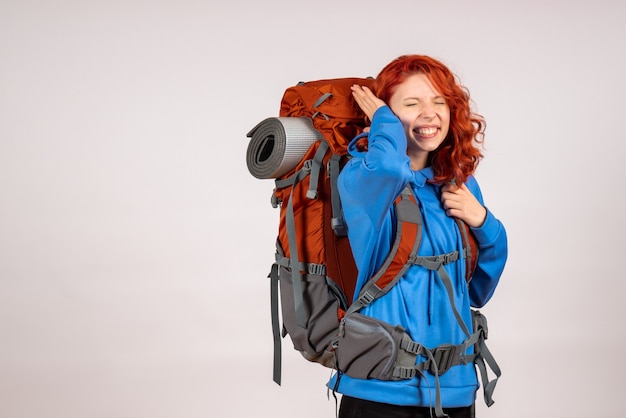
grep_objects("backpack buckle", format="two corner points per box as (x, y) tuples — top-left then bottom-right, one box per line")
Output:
(331, 217), (348, 236)
(307, 263), (326, 276)
(430, 344), (459, 375)
(271, 192), (280, 208)
(436, 251), (459, 265)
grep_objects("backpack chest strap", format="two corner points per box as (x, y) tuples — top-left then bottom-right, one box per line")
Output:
(408, 250), (460, 270)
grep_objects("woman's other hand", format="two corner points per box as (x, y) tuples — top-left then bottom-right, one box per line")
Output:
(441, 183), (487, 228)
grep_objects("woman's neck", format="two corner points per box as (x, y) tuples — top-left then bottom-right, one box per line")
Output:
(409, 152), (428, 171)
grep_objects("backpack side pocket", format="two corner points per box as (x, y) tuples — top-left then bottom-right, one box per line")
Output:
(335, 313), (412, 380)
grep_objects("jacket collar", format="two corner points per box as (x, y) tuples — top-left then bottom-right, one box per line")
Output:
(412, 167), (433, 187)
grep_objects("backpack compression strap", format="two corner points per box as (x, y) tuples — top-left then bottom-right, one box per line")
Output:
(328, 152), (347, 236)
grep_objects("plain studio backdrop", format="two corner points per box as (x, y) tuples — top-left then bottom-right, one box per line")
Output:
(1, 1), (624, 417)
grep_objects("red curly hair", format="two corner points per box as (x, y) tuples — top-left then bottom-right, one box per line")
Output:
(373, 55), (485, 185)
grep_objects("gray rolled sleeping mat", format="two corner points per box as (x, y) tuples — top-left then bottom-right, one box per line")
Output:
(246, 117), (323, 179)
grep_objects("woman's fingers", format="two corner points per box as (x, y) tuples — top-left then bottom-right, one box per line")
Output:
(351, 84), (385, 120)
(440, 183), (486, 227)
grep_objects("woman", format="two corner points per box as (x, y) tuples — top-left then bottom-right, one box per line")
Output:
(333, 55), (508, 418)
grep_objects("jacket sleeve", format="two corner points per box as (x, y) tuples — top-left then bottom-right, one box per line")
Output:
(464, 177), (508, 308)
(338, 106), (413, 229)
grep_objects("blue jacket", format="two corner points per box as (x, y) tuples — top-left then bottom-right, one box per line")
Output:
(331, 106), (508, 408)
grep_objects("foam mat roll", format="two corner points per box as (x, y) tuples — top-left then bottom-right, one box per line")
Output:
(246, 117), (323, 179)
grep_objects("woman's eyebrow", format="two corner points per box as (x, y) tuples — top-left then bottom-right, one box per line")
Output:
(402, 96), (445, 101)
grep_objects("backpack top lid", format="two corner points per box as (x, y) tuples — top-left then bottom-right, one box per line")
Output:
(279, 78), (375, 156)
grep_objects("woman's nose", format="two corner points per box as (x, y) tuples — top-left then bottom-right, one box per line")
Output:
(419, 104), (436, 120)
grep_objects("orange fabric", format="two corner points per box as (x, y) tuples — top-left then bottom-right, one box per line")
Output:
(280, 78), (374, 155)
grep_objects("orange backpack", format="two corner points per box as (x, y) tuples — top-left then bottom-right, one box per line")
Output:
(247, 78), (374, 383)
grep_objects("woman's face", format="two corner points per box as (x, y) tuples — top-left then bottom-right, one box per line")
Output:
(388, 73), (450, 168)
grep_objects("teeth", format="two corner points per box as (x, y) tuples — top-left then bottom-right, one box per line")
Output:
(418, 127), (438, 135)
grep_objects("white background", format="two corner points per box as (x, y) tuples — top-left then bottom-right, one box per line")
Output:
(1, 1), (625, 417)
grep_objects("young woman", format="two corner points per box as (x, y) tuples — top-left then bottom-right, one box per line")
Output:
(333, 55), (508, 418)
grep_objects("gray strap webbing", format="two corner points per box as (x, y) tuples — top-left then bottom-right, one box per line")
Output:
(313, 92), (332, 108)
(307, 141), (328, 199)
(284, 166), (313, 327)
(394, 330), (483, 418)
(425, 261), (501, 414)
(474, 332), (501, 406)
(269, 262), (282, 385)
(275, 172), (299, 190)
(404, 344), (448, 418)
(311, 92), (333, 120)
(328, 152), (347, 236)
(422, 347), (447, 418)
(418, 349), (449, 418)
(409, 252), (471, 338)
(275, 254), (326, 276)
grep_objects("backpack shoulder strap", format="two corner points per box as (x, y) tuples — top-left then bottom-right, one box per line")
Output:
(345, 185), (422, 316)
(454, 218), (478, 283)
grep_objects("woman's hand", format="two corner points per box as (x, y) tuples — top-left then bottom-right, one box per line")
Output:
(441, 183), (487, 228)
(351, 84), (386, 121)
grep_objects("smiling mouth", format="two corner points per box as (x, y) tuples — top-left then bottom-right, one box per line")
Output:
(415, 127), (439, 137)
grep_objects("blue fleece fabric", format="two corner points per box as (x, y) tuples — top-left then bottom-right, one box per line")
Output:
(330, 106), (508, 408)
